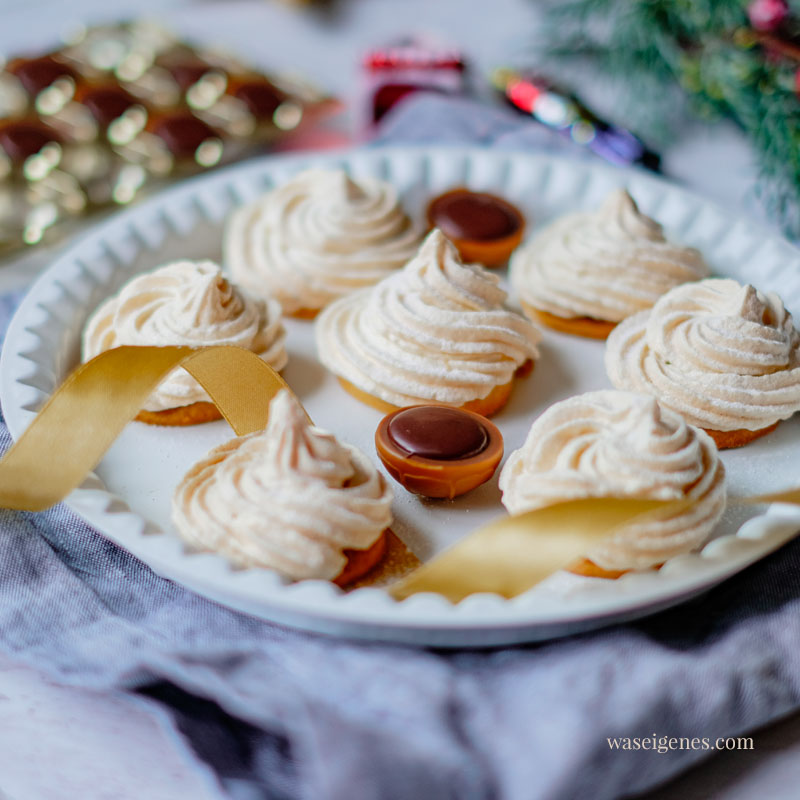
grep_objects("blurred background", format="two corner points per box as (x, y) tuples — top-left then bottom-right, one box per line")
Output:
(0, 0), (770, 295)
(2, 2), (800, 799)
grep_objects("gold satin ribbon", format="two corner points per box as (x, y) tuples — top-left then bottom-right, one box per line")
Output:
(390, 492), (800, 602)
(0, 345), (292, 511)
(1, 344), (798, 602)
(389, 498), (680, 602)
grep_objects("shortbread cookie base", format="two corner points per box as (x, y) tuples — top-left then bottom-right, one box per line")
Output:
(288, 306), (321, 320)
(703, 421), (779, 450)
(522, 303), (617, 340)
(567, 557), (662, 580)
(336, 360), (533, 419)
(341, 529), (422, 590)
(334, 529), (389, 587)
(136, 401), (223, 426)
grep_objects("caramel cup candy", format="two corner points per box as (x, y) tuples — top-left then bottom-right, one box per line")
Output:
(426, 188), (525, 267)
(375, 405), (503, 499)
(0, 120), (60, 164)
(76, 84), (138, 129)
(8, 56), (76, 97)
(150, 111), (220, 159)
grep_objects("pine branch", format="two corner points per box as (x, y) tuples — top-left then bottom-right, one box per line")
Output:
(538, 0), (800, 238)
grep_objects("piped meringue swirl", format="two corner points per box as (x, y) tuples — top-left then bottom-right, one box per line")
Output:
(605, 278), (800, 431)
(172, 390), (394, 580)
(82, 259), (287, 412)
(510, 189), (709, 321)
(315, 229), (542, 408)
(499, 390), (726, 571)
(224, 168), (420, 313)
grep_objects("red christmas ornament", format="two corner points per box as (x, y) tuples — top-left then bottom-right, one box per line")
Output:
(748, 0), (789, 32)
(360, 37), (466, 129)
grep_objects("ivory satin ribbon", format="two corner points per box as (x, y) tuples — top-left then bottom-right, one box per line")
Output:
(0, 344), (796, 602)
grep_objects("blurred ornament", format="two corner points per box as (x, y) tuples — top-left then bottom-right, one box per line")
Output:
(361, 36), (466, 131)
(747, 0), (789, 32)
(492, 68), (660, 172)
(539, 0), (800, 237)
(753, 30), (800, 62)
(0, 20), (334, 256)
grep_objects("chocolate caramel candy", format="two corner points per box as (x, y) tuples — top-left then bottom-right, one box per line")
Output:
(78, 85), (138, 128)
(232, 79), (284, 120)
(151, 112), (216, 156)
(148, 112), (223, 167)
(8, 56), (76, 97)
(0, 21), (331, 256)
(0, 120), (60, 164)
(375, 405), (503, 499)
(426, 188), (525, 267)
(161, 56), (215, 92)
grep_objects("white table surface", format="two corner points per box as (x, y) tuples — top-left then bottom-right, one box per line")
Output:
(0, 1), (797, 799)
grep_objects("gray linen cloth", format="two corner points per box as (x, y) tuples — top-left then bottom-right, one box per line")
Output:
(2, 96), (800, 800)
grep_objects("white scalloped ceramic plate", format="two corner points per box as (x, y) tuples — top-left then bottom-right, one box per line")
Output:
(3, 146), (800, 647)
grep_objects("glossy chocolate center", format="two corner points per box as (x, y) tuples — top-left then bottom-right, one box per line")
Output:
(387, 407), (489, 460)
(428, 191), (521, 241)
(152, 113), (216, 157)
(0, 122), (58, 162)
(81, 87), (136, 127)
(234, 81), (283, 119)
(167, 60), (213, 91)
(10, 57), (74, 96)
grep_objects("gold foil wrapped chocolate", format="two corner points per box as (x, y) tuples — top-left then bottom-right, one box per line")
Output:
(0, 21), (331, 256)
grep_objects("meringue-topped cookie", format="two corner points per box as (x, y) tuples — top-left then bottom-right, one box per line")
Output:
(172, 390), (394, 583)
(509, 188), (708, 337)
(224, 168), (420, 316)
(82, 259), (287, 420)
(315, 229), (542, 416)
(498, 390), (726, 573)
(605, 278), (800, 446)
